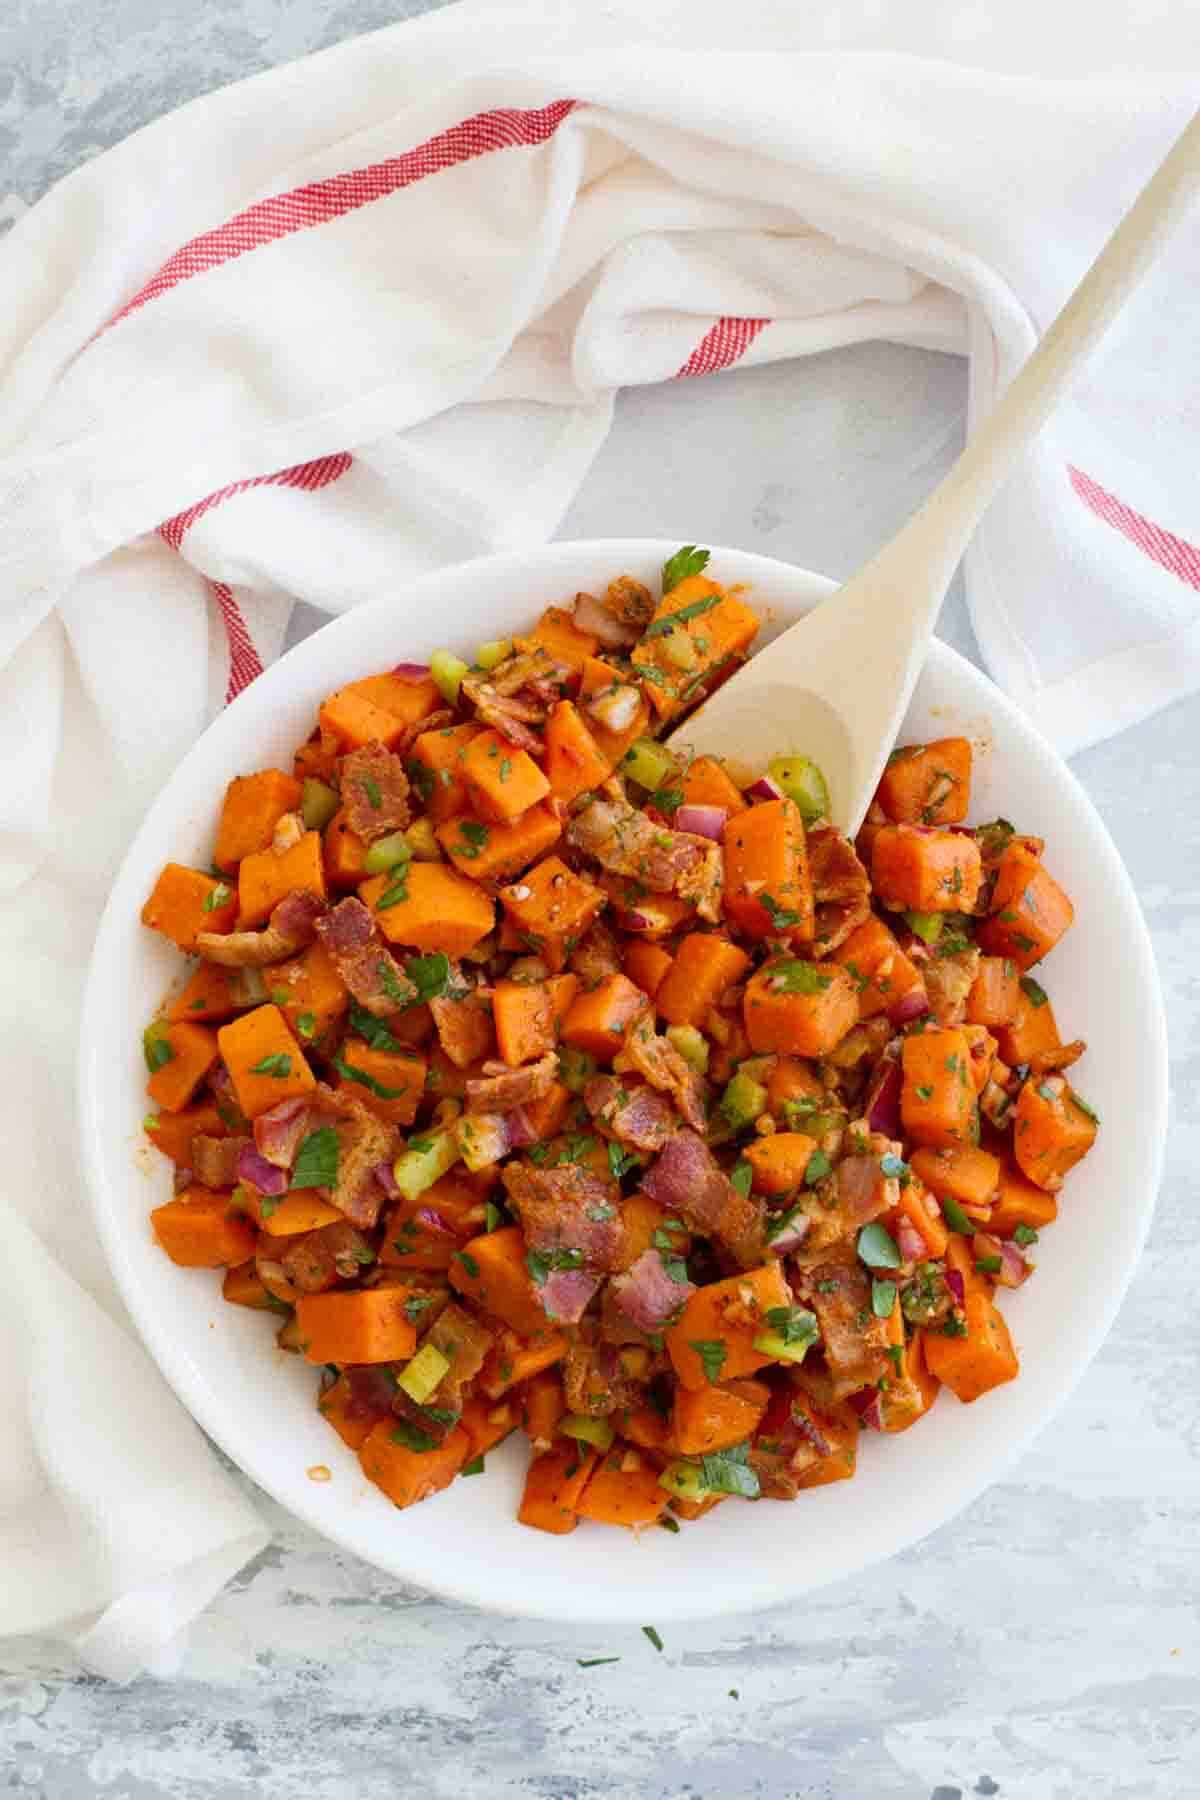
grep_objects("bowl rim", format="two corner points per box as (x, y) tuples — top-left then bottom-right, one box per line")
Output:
(77, 537), (1169, 1621)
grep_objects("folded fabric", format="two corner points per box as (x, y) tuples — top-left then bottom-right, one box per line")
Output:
(1, 0), (1197, 1678)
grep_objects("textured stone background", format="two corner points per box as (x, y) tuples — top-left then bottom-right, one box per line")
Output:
(2, 4), (1198, 1796)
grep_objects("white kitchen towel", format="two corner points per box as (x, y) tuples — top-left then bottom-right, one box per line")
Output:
(2, 0), (1198, 1680)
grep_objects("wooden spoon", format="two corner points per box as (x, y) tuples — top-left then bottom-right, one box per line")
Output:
(669, 109), (1200, 831)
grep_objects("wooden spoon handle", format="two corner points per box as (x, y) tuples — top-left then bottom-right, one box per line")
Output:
(879, 106), (1200, 603)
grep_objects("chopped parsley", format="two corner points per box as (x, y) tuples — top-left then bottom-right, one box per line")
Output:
(202, 882), (232, 913)
(142, 1026), (174, 1073)
(939, 1195), (976, 1235)
(484, 1201), (503, 1233)
(362, 776), (382, 811)
(606, 1141), (641, 1181)
(856, 1222), (901, 1270)
(1020, 975), (1049, 1009)
(332, 1054), (407, 1100)
(763, 1305), (818, 1348)
(462, 1456), (486, 1477)
(577, 1656), (621, 1667)
(453, 821), (490, 859)
(526, 1245), (584, 1286)
(871, 1278), (898, 1318)
(295, 1011), (316, 1040)
(660, 545), (710, 593)
(1013, 1223), (1039, 1247)
(375, 876), (410, 910)
(290, 1127), (339, 1190)
(760, 891), (803, 930)
(730, 1158), (753, 1198)
(406, 951), (453, 1004)
(455, 1249), (481, 1279)
(249, 1052), (292, 1078)
(390, 1421), (438, 1453)
(768, 959), (831, 995)
(698, 1440), (761, 1500)
(349, 1002), (402, 1049)
(688, 1339), (727, 1384)
(804, 1150), (832, 1186)
(642, 1624), (665, 1652)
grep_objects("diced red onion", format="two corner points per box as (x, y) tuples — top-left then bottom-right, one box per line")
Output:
(506, 1106), (537, 1149)
(865, 1056), (903, 1136)
(998, 1240), (1032, 1288)
(414, 1207), (458, 1239)
(392, 662), (432, 680)
(945, 1267), (966, 1304)
(572, 590), (639, 648)
(746, 773), (784, 803)
(674, 803), (728, 842)
(897, 1221), (926, 1263)
(890, 985), (931, 1025)
(614, 909), (655, 933)
(236, 1146), (289, 1196)
(253, 1096), (310, 1169)
(373, 1160), (400, 1200)
(586, 684), (642, 733)
(848, 1388), (884, 1430)
(765, 1209), (810, 1254)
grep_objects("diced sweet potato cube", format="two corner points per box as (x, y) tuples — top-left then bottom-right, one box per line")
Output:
(216, 1004), (316, 1119)
(742, 957), (858, 1056)
(875, 738), (972, 826)
(237, 831), (325, 929)
(151, 1189), (256, 1267)
(141, 864), (237, 951)
(214, 769), (303, 872)
(977, 843), (1074, 970)
(361, 862), (495, 957)
(871, 825), (982, 913)
(145, 1021), (220, 1112)
(723, 798), (814, 941)
(408, 722), (481, 822)
(437, 805), (562, 883)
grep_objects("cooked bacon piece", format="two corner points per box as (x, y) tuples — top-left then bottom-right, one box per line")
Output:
(808, 827), (871, 953)
(425, 1300), (495, 1408)
(315, 897), (409, 1018)
(924, 945), (982, 1024)
(279, 1220), (375, 1294)
(640, 1129), (765, 1268)
(750, 1373), (858, 1498)
(569, 920), (623, 986)
(566, 798), (716, 900)
(674, 841), (723, 924)
(468, 649), (568, 704)
(791, 1153), (896, 1264)
(190, 1133), (250, 1188)
(1030, 1038), (1086, 1076)
(606, 576), (655, 630)
(538, 1267), (604, 1325)
(794, 1255), (892, 1398)
(317, 1085), (397, 1229)
(563, 1324), (646, 1417)
(584, 1076), (676, 1154)
(196, 889), (325, 967)
(396, 707), (455, 755)
(573, 589), (641, 648)
(620, 1017), (709, 1133)
(429, 965), (492, 1069)
(466, 1050), (558, 1115)
(340, 743), (411, 841)
(501, 1162), (624, 1273)
(607, 1249), (692, 1335)
(253, 1096), (312, 1169)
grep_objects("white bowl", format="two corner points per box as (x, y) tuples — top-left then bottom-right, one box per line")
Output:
(78, 540), (1168, 1622)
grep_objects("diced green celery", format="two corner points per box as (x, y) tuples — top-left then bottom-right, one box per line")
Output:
(558, 1045), (598, 1093)
(392, 1129), (460, 1201)
(560, 1413), (615, 1451)
(657, 1460), (712, 1502)
(430, 649), (470, 704)
(405, 817), (442, 861)
(142, 1020), (173, 1074)
(364, 831), (413, 875)
(665, 1025), (709, 1074)
(397, 1343), (451, 1404)
(301, 777), (339, 831)
(620, 736), (678, 792)
(767, 754), (831, 825)
(719, 1070), (767, 1131)
(903, 910), (943, 945)
(476, 638), (512, 671)
(751, 1330), (814, 1365)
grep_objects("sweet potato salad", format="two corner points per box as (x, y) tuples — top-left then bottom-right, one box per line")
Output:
(139, 548), (1097, 1532)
